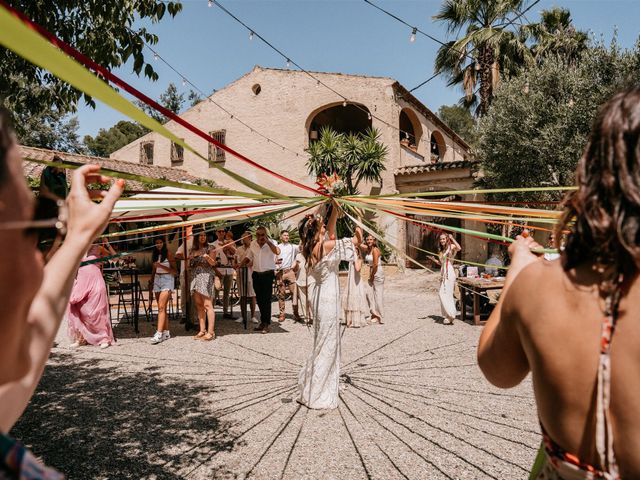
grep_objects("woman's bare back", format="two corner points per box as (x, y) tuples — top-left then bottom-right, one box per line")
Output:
(508, 259), (640, 476)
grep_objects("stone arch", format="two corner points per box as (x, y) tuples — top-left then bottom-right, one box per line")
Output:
(306, 102), (372, 143)
(430, 130), (447, 161)
(398, 108), (422, 149)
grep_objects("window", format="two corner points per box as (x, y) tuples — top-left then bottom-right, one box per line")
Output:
(139, 141), (154, 165)
(171, 141), (184, 165)
(208, 130), (226, 164)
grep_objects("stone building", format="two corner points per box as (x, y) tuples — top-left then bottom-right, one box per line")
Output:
(112, 66), (485, 265)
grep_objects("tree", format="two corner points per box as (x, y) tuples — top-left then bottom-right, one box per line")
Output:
(0, 0), (182, 131)
(84, 121), (149, 157)
(17, 109), (84, 153)
(188, 90), (203, 107)
(476, 38), (640, 203)
(433, 0), (533, 116)
(306, 127), (388, 195)
(136, 82), (185, 123)
(437, 104), (477, 146)
(524, 7), (588, 64)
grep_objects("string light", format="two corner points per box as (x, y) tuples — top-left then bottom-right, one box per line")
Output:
(286, 58), (291, 68)
(523, 81), (530, 94)
(367, 113), (372, 120)
(343, 100), (347, 107)
(208, 0), (213, 7)
(409, 27), (417, 43)
(182, 77), (187, 86)
(153, 52), (159, 61)
(249, 31), (254, 41)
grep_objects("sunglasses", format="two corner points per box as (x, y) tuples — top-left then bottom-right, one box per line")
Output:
(0, 195), (67, 241)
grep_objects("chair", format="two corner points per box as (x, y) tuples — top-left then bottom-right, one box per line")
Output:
(111, 269), (149, 328)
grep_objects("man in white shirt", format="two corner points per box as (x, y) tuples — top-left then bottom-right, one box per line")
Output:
(276, 230), (300, 322)
(210, 228), (236, 319)
(247, 226), (280, 333)
(293, 248), (313, 324)
(174, 225), (193, 327)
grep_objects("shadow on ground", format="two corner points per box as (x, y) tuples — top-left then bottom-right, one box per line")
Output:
(10, 351), (236, 479)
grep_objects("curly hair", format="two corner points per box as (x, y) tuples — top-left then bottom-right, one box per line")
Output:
(298, 214), (323, 269)
(556, 85), (640, 283)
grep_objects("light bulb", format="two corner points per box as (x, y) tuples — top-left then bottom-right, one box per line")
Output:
(343, 100), (347, 107)
(208, 0), (213, 7)
(410, 27), (417, 43)
(367, 113), (372, 120)
(182, 78), (187, 86)
(249, 31), (254, 41)
(316, 80), (320, 87)
(523, 81), (530, 94)
(286, 58), (291, 68)
(153, 52), (159, 61)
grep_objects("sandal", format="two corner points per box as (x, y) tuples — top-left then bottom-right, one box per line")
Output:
(194, 331), (206, 340)
(203, 332), (215, 341)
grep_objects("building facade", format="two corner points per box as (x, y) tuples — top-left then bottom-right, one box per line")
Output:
(112, 66), (485, 265)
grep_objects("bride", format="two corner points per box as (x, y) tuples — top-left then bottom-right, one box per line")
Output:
(297, 202), (362, 409)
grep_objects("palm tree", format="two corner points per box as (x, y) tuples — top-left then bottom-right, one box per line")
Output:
(524, 7), (588, 65)
(433, 0), (533, 116)
(306, 126), (388, 195)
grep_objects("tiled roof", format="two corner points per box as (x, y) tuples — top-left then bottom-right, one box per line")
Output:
(20, 145), (201, 189)
(394, 160), (478, 176)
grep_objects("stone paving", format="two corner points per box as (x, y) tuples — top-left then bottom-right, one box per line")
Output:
(12, 270), (539, 479)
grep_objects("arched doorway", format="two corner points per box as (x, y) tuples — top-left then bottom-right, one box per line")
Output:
(307, 103), (372, 143)
(430, 131), (446, 161)
(399, 108), (422, 149)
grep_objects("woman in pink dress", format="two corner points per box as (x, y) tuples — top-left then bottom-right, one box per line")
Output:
(67, 241), (116, 348)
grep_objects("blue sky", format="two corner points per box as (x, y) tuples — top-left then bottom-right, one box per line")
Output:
(76, 0), (640, 137)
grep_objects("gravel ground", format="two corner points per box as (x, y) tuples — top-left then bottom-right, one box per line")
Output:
(11, 270), (539, 479)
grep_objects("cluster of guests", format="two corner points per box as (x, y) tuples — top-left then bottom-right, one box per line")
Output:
(155, 225), (387, 338)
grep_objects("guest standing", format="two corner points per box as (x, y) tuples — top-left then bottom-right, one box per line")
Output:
(343, 247), (369, 328)
(67, 241), (116, 349)
(211, 228), (236, 319)
(362, 235), (385, 324)
(437, 232), (461, 324)
(189, 231), (218, 341)
(248, 226), (279, 334)
(150, 237), (177, 344)
(234, 230), (258, 324)
(276, 230), (300, 322)
(297, 205), (362, 409)
(478, 86), (640, 479)
(293, 247), (313, 324)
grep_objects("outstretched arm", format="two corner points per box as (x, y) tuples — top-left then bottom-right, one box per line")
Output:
(0, 166), (123, 432)
(477, 234), (538, 388)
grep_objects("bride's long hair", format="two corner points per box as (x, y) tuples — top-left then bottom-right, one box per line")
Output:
(298, 214), (323, 269)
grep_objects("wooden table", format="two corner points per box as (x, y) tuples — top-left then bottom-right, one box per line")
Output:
(457, 277), (505, 325)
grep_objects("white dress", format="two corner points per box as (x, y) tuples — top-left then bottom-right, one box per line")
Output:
(438, 248), (457, 322)
(342, 261), (368, 327)
(364, 252), (385, 320)
(298, 238), (355, 409)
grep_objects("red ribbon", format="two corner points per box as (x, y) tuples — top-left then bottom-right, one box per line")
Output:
(1, 0), (322, 196)
(109, 201), (288, 223)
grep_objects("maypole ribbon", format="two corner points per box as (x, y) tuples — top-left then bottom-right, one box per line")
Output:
(363, 185), (577, 199)
(0, 4), (300, 200)
(0, 0), (322, 198)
